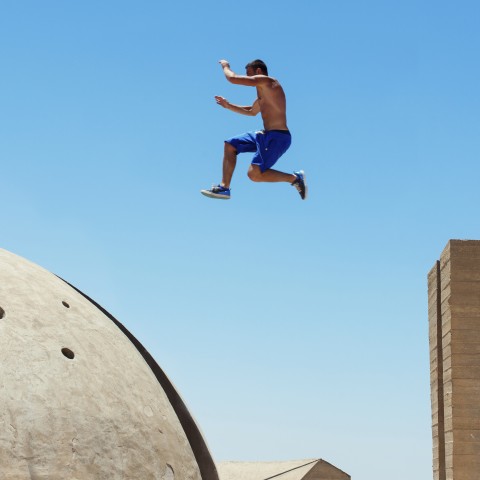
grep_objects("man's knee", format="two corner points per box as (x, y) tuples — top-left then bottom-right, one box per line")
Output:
(248, 165), (263, 182)
(224, 141), (237, 155)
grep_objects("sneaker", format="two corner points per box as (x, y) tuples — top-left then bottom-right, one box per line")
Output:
(292, 170), (307, 200)
(200, 184), (231, 200)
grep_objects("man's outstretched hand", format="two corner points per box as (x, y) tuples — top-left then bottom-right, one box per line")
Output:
(215, 95), (229, 108)
(219, 59), (230, 69)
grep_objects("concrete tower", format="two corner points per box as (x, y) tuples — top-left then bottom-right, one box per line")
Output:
(428, 240), (480, 480)
(0, 248), (218, 480)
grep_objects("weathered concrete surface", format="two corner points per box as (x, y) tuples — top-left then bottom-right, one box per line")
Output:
(429, 240), (480, 480)
(217, 459), (350, 480)
(0, 248), (217, 480)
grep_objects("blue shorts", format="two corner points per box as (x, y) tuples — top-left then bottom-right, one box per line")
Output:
(226, 129), (292, 172)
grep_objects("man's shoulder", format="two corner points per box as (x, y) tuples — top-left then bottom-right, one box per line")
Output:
(256, 76), (283, 90)
(253, 74), (278, 84)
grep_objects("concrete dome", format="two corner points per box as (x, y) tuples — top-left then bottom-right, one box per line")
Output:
(0, 249), (218, 480)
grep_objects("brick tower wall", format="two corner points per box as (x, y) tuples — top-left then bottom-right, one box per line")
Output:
(428, 240), (480, 480)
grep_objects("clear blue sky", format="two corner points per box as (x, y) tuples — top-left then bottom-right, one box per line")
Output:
(1, 1), (480, 479)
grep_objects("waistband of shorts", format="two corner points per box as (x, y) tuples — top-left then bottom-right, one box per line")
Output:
(264, 129), (290, 135)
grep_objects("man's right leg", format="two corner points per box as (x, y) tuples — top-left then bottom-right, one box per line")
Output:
(221, 141), (237, 188)
(200, 141), (237, 200)
(201, 132), (255, 200)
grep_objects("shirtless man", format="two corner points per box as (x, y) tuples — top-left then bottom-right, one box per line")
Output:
(201, 59), (307, 200)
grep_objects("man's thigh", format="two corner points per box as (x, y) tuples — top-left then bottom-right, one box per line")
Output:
(225, 131), (258, 154)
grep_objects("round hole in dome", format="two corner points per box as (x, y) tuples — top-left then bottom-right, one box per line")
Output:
(62, 348), (75, 359)
(62, 301), (70, 308)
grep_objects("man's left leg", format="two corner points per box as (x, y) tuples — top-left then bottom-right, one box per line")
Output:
(249, 130), (308, 199)
(248, 165), (308, 200)
(247, 165), (295, 183)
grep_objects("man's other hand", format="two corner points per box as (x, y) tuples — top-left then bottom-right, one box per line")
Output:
(215, 95), (229, 108)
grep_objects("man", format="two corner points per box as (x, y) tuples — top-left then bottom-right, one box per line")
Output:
(201, 59), (307, 200)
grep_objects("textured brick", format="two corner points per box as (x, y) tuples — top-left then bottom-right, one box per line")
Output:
(429, 240), (480, 480)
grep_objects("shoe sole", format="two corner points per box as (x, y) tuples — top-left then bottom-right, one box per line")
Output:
(295, 171), (308, 200)
(200, 190), (230, 200)
(302, 172), (308, 200)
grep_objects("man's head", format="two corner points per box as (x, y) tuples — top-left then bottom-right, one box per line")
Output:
(245, 59), (268, 76)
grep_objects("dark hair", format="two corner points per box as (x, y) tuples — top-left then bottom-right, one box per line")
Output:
(245, 59), (268, 75)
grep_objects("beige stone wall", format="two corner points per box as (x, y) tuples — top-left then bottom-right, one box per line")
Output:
(216, 459), (350, 480)
(429, 240), (480, 480)
(428, 256), (447, 480)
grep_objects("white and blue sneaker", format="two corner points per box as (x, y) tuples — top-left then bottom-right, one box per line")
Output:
(201, 184), (231, 200)
(292, 170), (307, 200)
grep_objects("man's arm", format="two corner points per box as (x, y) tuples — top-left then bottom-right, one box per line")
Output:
(215, 96), (260, 116)
(219, 59), (270, 87)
